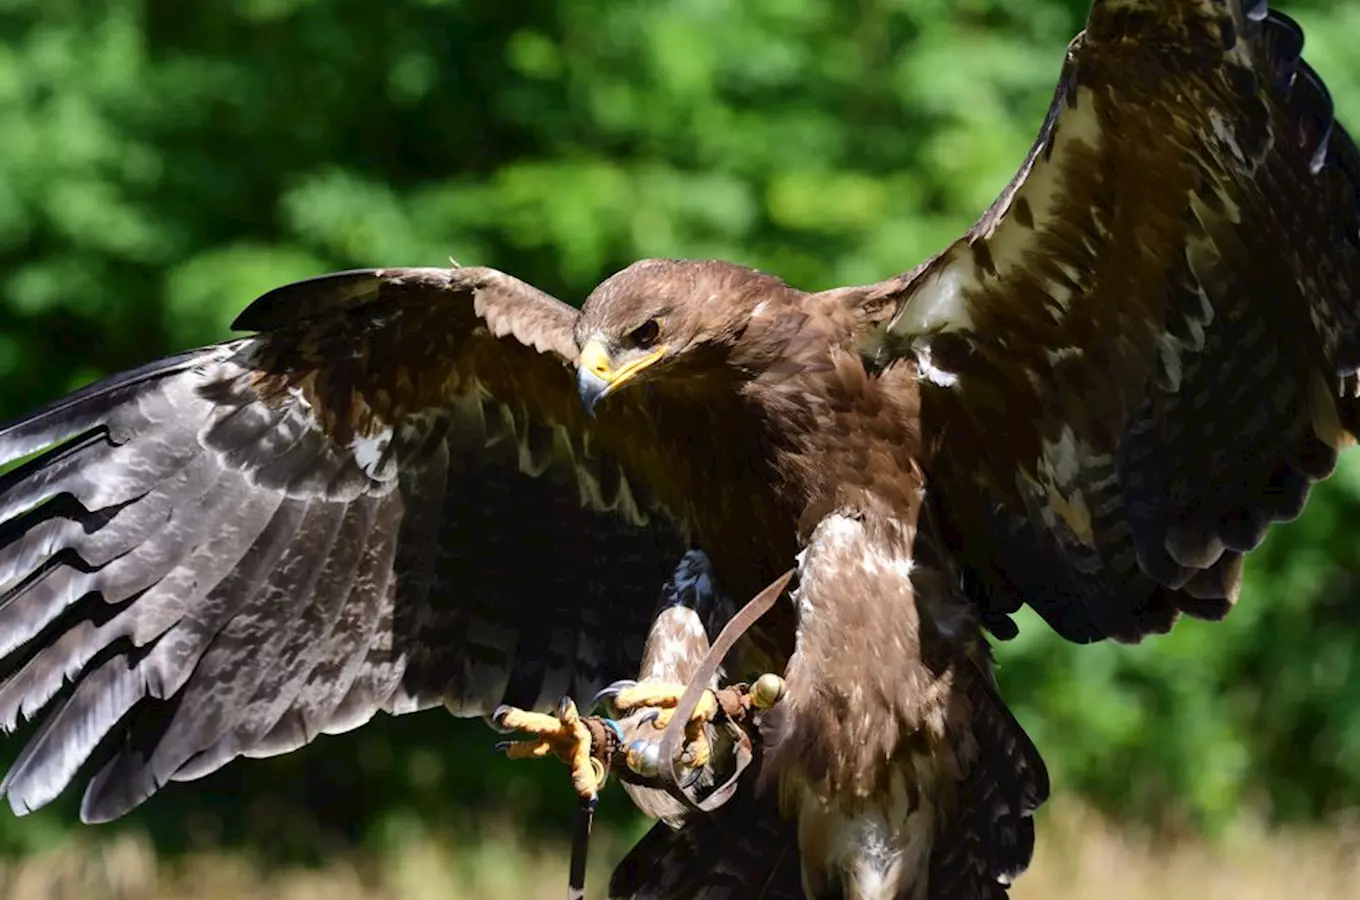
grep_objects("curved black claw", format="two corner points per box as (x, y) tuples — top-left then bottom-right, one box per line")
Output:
(591, 679), (637, 716)
(488, 704), (516, 734)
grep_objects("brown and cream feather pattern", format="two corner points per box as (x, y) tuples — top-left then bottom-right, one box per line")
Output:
(606, 342), (1048, 900)
(1, 3), (1358, 900)
(765, 501), (1046, 900)
(866, 0), (1360, 644)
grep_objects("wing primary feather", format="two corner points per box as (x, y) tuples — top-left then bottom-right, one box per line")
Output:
(291, 495), (401, 742)
(0, 495), (123, 593)
(68, 494), (311, 819)
(368, 444), (452, 718)
(1, 643), (152, 816)
(0, 447), (225, 616)
(0, 431), (111, 525)
(0, 348), (222, 468)
(0, 462), (265, 733)
(78, 693), (181, 823)
(321, 465), (437, 735)
(0, 461), (254, 663)
(317, 572), (403, 737)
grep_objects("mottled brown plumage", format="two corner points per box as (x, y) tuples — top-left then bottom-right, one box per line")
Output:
(0, 2), (1357, 899)
(865, 0), (1360, 648)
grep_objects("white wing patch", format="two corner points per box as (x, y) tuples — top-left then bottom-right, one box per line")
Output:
(351, 427), (395, 479)
(887, 246), (978, 336)
(913, 341), (960, 389)
(986, 84), (1104, 272)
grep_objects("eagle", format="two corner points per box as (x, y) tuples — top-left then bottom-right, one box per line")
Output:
(1, 1), (1356, 898)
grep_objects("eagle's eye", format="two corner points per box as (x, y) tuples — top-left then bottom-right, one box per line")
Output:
(629, 319), (661, 348)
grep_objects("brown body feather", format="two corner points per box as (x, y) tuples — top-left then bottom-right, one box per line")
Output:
(0, 3), (1356, 899)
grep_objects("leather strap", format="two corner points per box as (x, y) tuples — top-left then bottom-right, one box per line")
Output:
(564, 567), (794, 899)
(654, 567), (795, 814)
(567, 795), (596, 900)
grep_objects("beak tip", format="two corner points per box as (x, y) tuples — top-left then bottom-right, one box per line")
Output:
(577, 368), (609, 419)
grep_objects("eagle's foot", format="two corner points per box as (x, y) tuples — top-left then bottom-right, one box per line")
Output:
(593, 679), (718, 768)
(597, 679), (717, 728)
(593, 672), (787, 772)
(492, 696), (611, 804)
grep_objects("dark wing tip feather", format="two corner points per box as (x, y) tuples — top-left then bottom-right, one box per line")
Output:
(1107, 1), (1360, 622)
(1261, 9), (1337, 174)
(1261, 4), (1360, 268)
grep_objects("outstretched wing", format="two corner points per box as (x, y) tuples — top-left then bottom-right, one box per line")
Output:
(868, 0), (1360, 642)
(0, 266), (692, 822)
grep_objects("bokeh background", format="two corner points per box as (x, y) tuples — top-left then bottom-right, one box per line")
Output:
(1, 0), (1359, 897)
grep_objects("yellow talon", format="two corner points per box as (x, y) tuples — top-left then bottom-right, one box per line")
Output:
(492, 697), (606, 803)
(611, 681), (689, 710)
(590, 673), (787, 785)
(611, 682), (721, 720)
(495, 708), (567, 734)
(501, 741), (557, 760)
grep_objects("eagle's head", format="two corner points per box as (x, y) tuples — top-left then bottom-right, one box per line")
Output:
(573, 257), (804, 415)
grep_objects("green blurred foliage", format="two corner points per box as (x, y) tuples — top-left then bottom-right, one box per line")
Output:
(0, 0), (1358, 861)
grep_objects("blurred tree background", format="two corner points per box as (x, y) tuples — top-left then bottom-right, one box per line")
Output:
(0, 0), (1358, 872)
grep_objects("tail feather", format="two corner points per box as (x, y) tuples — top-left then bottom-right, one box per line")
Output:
(609, 782), (801, 900)
(928, 681), (1049, 900)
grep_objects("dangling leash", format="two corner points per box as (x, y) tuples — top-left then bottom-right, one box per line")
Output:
(567, 794), (597, 900)
(565, 568), (795, 898)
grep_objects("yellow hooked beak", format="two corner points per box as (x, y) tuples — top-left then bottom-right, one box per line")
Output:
(576, 338), (667, 416)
